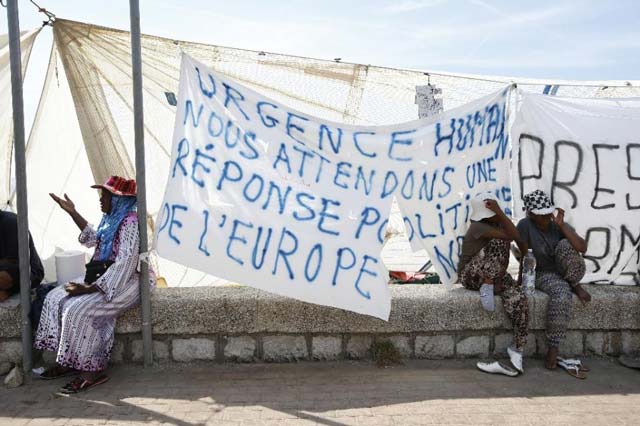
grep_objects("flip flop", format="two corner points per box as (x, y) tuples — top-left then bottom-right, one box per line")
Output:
(557, 357), (590, 373)
(619, 355), (640, 369)
(476, 361), (519, 377)
(38, 366), (78, 380)
(58, 374), (110, 394)
(557, 359), (587, 379)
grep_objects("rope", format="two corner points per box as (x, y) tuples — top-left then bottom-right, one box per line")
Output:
(29, 0), (56, 26)
(0, 1), (6, 8)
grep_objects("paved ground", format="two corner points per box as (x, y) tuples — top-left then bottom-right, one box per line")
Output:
(1, 359), (639, 426)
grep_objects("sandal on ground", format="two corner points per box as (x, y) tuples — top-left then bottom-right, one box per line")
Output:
(476, 361), (519, 377)
(619, 355), (640, 369)
(59, 374), (110, 394)
(39, 365), (77, 380)
(557, 359), (587, 379)
(557, 357), (590, 373)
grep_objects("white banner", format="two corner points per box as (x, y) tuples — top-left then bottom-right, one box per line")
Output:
(512, 92), (640, 285)
(396, 87), (512, 285)
(155, 54), (512, 319)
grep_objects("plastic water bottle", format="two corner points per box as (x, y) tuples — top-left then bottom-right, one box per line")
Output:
(522, 249), (536, 296)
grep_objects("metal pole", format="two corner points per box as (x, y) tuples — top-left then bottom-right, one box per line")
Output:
(6, 0), (33, 375)
(129, 0), (153, 366)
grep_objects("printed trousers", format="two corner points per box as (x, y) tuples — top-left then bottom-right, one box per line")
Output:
(459, 239), (529, 350)
(535, 239), (586, 348)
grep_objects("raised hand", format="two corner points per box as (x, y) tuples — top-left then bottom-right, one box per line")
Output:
(50, 193), (76, 215)
(49, 193), (88, 231)
(484, 199), (503, 214)
(553, 208), (565, 227)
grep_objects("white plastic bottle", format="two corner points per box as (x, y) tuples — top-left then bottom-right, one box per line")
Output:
(522, 249), (536, 296)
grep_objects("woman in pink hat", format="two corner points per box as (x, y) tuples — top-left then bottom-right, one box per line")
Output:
(34, 176), (154, 393)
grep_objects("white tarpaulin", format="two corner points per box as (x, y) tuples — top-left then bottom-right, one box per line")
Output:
(22, 46), (102, 281)
(512, 92), (640, 285)
(155, 54), (512, 318)
(0, 28), (40, 207)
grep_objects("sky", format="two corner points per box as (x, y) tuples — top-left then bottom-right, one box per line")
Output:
(2, 0), (639, 130)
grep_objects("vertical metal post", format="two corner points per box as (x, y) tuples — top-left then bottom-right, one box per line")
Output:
(6, 0), (33, 375)
(129, 0), (153, 366)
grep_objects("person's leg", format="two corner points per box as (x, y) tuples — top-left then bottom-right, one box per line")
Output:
(34, 285), (79, 378)
(460, 239), (510, 311)
(40, 363), (75, 379)
(56, 291), (122, 383)
(34, 285), (71, 352)
(0, 270), (13, 289)
(555, 239), (586, 285)
(536, 272), (573, 369)
(555, 239), (591, 302)
(500, 274), (529, 351)
(459, 260), (483, 291)
(56, 287), (139, 392)
(0, 271), (12, 302)
(460, 239), (511, 290)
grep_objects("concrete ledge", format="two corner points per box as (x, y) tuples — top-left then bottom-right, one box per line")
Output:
(0, 296), (20, 339)
(112, 284), (640, 334)
(1, 284), (639, 363)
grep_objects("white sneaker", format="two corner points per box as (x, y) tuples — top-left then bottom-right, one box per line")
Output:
(479, 283), (495, 312)
(507, 345), (524, 373)
(476, 361), (518, 377)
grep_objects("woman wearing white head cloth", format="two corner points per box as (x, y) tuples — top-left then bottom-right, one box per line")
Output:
(516, 190), (591, 374)
(458, 192), (529, 374)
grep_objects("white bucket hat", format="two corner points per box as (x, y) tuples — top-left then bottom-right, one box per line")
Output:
(469, 192), (500, 221)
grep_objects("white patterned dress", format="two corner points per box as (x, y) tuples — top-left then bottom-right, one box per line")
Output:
(34, 213), (154, 371)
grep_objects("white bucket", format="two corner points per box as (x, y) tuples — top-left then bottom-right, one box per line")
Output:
(55, 250), (86, 284)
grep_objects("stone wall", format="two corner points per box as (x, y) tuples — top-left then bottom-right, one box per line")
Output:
(1, 285), (639, 364)
(104, 329), (639, 364)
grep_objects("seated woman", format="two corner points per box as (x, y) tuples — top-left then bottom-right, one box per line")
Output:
(35, 176), (154, 393)
(516, 190), (591, 371)
(458, 193), (528, 373)
(0, 210), (44, 302)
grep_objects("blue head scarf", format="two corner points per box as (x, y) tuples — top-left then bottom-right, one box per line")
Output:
(95, 194), (137, 261)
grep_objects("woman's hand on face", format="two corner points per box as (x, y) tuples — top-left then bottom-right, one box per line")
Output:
(553, 208), (565, 227)
(49, 193), (76, 215)
(484, 199), (502, 214)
